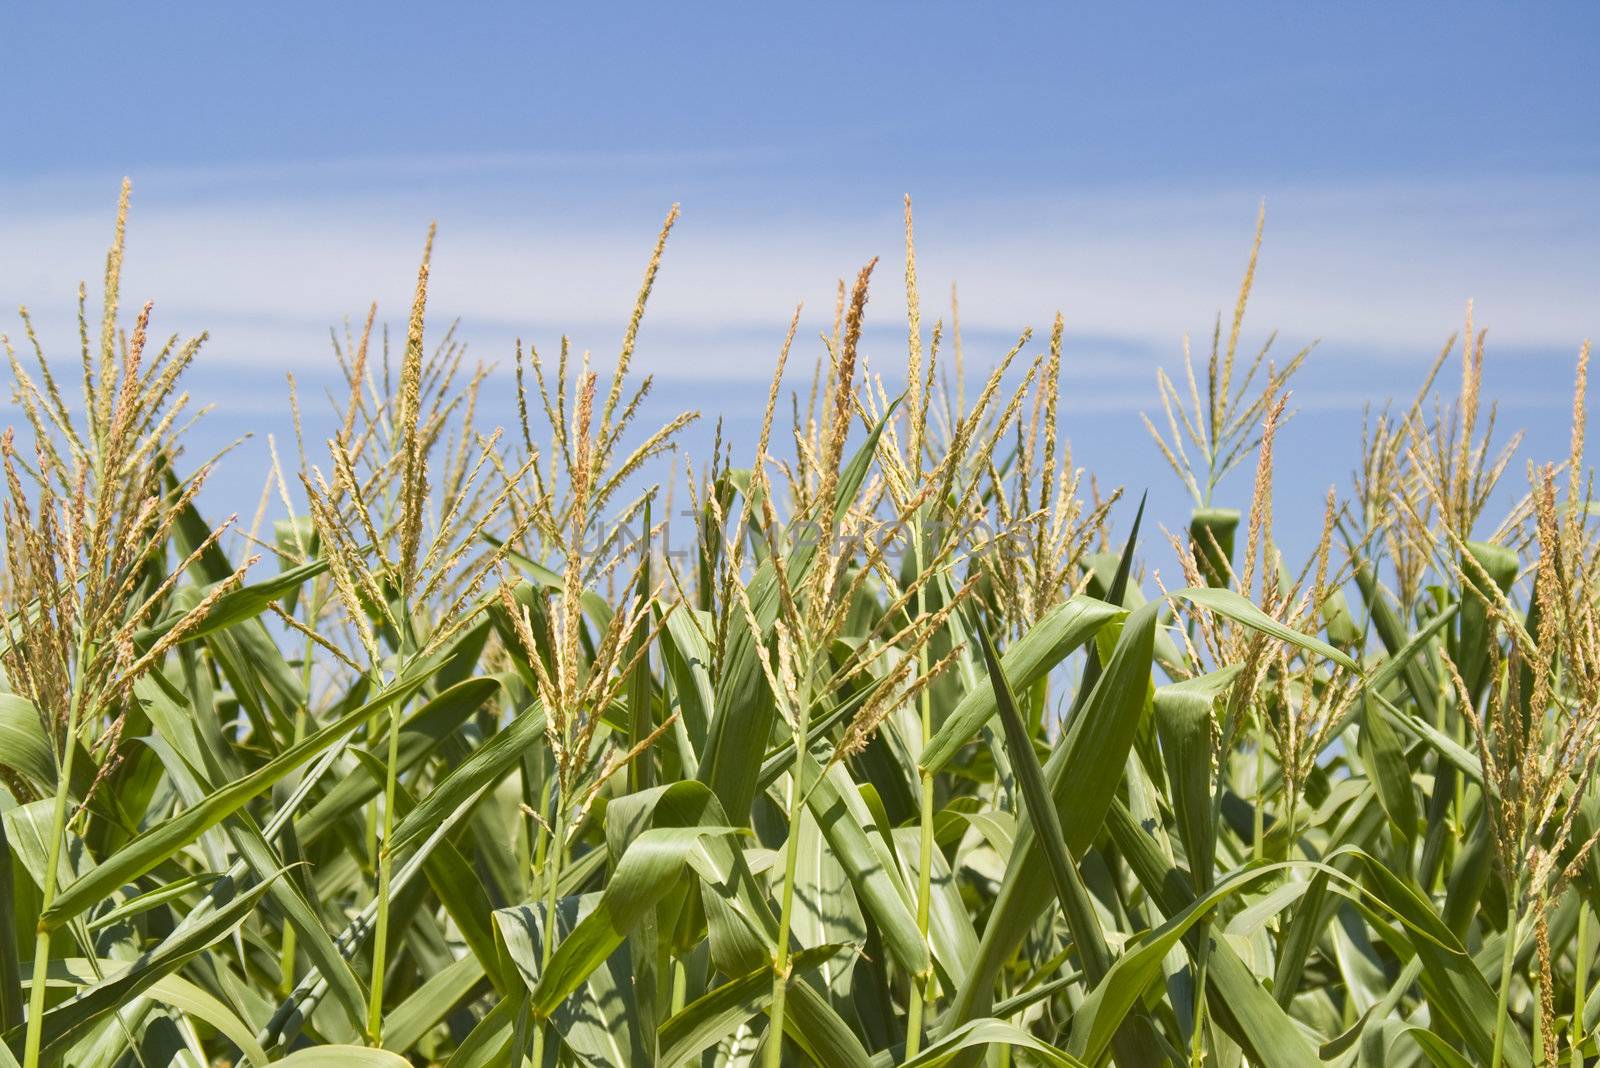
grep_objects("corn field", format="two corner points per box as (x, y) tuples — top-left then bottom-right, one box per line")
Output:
(0, 185), (1595, 1068)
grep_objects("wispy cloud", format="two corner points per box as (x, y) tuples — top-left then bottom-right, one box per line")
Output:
(1, 162), (1594, 399)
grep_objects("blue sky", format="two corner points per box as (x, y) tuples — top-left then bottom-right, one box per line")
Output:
(2, 2), (1596, 549)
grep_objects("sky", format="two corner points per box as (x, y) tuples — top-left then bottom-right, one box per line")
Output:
(1, 2), (1596, 555)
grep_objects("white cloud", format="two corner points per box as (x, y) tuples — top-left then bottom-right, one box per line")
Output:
(1, 161), (1594, 396)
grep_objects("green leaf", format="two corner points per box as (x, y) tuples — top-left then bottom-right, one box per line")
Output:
(442, 992), (519, 1068)
(380, 955), (485, 1054)
(0, 696), (56, 795)
(299, 676), (501, 847)
(796, 753), (929, 982)
(943, 599), (1160, 1036)
(658, 607), (714, 760)
(1354, 854), (1533, 1068)
(922, 595), (1124, 773)
(977, 619), (1166, 1065)
(697, 400), (898, 819)
(496, 891), (648, 1067)
(903, 1019), (1089, 1068)
(1067, 864), (1282, 1064)
(13, 873), (279, 1056)
(657, 944), (846, 1068)
(346, 749), (507, 992)
(144, 732), (370, 1033)
(516, 827), (733, 1018)
(1405, 1026), (1478, 1068)
(0, 818), (20, 1036)
(276, 1046), (412, 1066)
(1104, 799), (1322, 1067)
(626, 499), (655, 793)
(1172, 585), (1361, 671)
(37, 960), (271, 1068)
(84, 873), (223, 932)
(1358, 693), (1418, 845)
(42, 672), (427, 929)
(388, 695), (544, 853)
(138, 557), (329, 646)
(1154, 666), (1242, 890)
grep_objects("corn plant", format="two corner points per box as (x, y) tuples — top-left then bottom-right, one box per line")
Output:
(0, 186), (1594, 1068)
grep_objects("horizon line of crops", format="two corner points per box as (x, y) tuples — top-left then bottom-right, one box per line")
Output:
(0, 182), (1595, 1067)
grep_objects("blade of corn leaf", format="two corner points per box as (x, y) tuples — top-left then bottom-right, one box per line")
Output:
(1172, 586), (1360, 670)
(168, 480), (237, 584)
(1154, 665), (1242, 891)
(1406, 1027), (1478, 1068)
(388, 694), (543, 853)
(298, 677), (500, 846)
(143, 732), (370, 1032)
(941, 598), (1161, 1041)
(12, 874), (278, 1058)
(682, 827), (876, 1068)
(496, 890), (649, 1067)
(1070, 491), (1147, 718)
(626, 499), (655, 793)
(1104, 798), (1322, 1067)
(796, 752), (930, 981)
(275, 1046), (411, 1066)
(520, 827), (734, 1019)
(921, 595), (1124, 774)
(1066, 863), (1285, 1064)
(1442, 809), (1494, 938)
(790, 806), (861, 1014)
(1456, 541), (1518, 700)
(137, 558), (330, 647)
(1371, 691), (1480, 781)
(1358, 693), (1418, 846)
(658, 607), (714, 757)
(381, 954), (486, 1054)
(0, 696), (58, 797)
(657, 943), (846, 1068)
(1352, 852), (1533, 1068)
(1352, 559), (1440, 712)
(83, 873), (224, 932)
(977, 619), (1166, 1065)
(889, 824), (978, 991)
(485, 537), (615, 628)
(346, 750), (508, 993)
(260, 774), (510, 1048)
(1367, 603), (1457, 698)
(442, 993), (520, 1068)
(902, 1018), (1089, 1068)
(1271, 867), (1333, 1009)
(0, 819), (16, 1037)
(138, 972), (272, 1067)
(42, 673), (428, 930)
(35, 960), (270, 1068)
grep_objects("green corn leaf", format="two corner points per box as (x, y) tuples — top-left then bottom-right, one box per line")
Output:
(1172, 586), (1360, 671)
(977, 619), (1167, 1065)
(1154, 665), (1242, 891)
(13, 874), (279, 1057)
(903, 1018), (1089, 1068)
(922, 595), (1124, 773)
(516, 827), (734, 1019)
(276, 1047), (412, 1066)
(942, 598), (1160, 1039)
(42, 673), (428, 929)
(657, 944), (846, 1068)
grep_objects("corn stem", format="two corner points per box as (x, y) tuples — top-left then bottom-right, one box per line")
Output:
(22, 631), (90, 1068)
(765, 690), (812, 1068)
(1492, 893), (1521, 1068)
